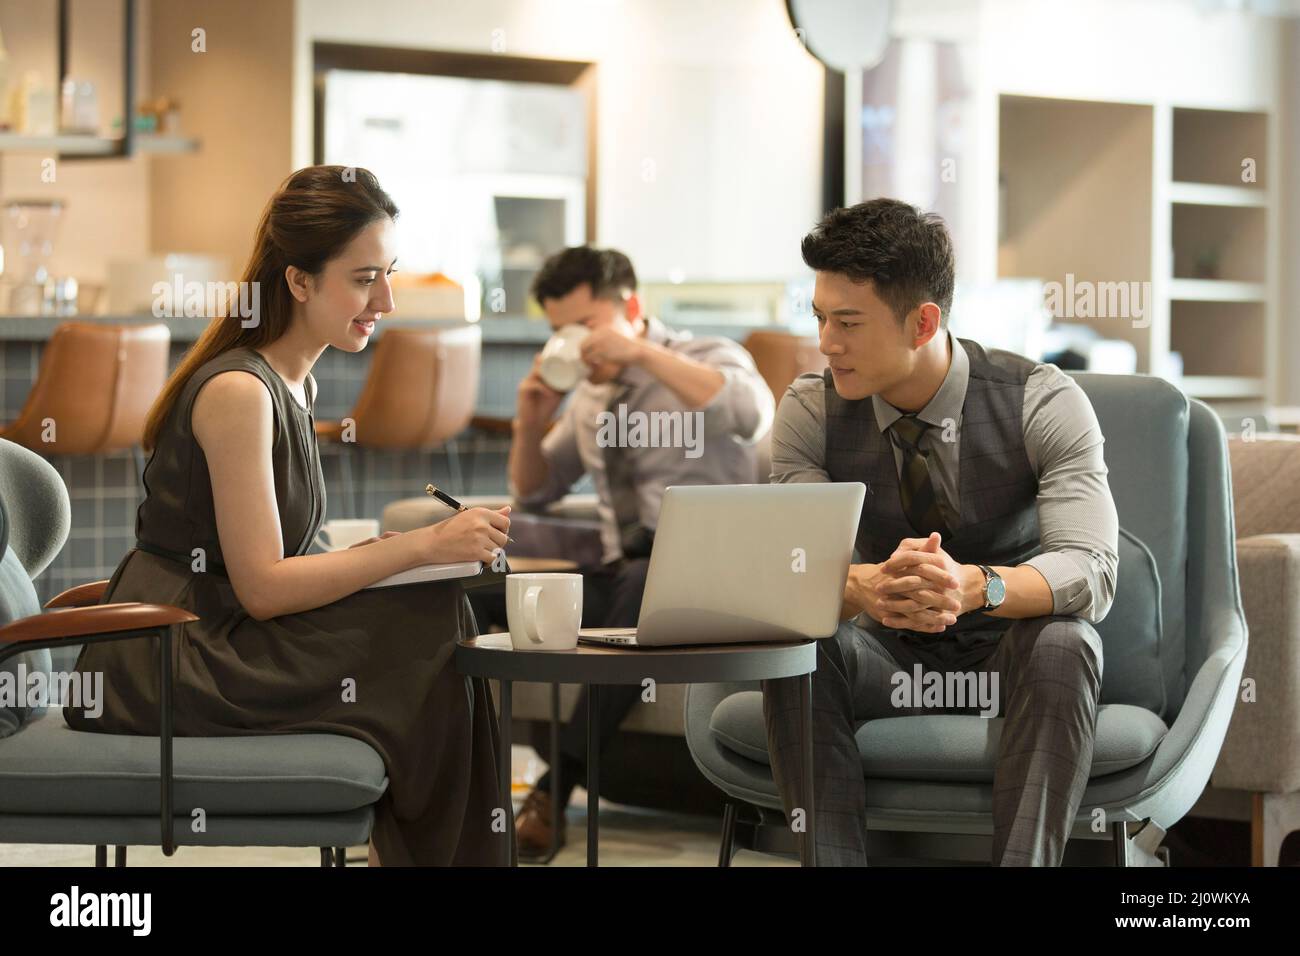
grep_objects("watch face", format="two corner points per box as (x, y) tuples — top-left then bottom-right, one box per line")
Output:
(986, 573), (1007, 607)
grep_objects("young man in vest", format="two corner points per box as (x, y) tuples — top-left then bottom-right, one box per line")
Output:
(762, 199), (1119, 866)
(505, 245), (773, 857)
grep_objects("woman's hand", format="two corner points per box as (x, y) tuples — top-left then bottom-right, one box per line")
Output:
(348, 531), (403, 548)
(422, 506), (511, 564)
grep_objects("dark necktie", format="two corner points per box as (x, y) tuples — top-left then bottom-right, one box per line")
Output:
(602, 383), (655, 560)
(889, 413), (952, 539)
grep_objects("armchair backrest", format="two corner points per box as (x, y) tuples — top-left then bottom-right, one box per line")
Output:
(0, 439), (69, 579)
(348, 325), (481, 449)
(0, 438), (72, 736)
(1072, 373), (1243, 720)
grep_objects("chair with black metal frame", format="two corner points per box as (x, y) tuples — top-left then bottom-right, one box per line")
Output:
(0, 437), (388, 867)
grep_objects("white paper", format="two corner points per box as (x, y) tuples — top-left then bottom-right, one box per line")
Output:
(364, 561), (483, 590)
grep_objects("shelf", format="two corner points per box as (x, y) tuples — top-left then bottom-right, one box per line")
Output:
(0, 133), (199, 156)
(1169, 182), (1266, 207)
(1172, 108), (1268, 188)
(1168, 279), (1265, 302)
(0, 133), (117, 155)
(135, 135), (201, 154)
(1179, 376), (1265, 399)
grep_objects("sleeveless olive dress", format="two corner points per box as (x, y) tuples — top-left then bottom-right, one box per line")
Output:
(64, 347), (512, 866)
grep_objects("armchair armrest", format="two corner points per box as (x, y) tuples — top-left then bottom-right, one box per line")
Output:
(1141, 398), (1252, 823)
(1140, 598), (1248, 826)
(44, 579), (110, 609)
(0, 603), (196, 646)
(0, 602), (198, 857)
(1213, 533), (1300, 791)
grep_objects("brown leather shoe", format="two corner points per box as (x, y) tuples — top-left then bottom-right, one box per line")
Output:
(516, 788), (565, 859)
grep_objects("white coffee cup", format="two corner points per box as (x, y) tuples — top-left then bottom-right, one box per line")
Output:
(538, 325), (591, 392)
(506, 573), (582, 651)
(314, 518), (380, 551)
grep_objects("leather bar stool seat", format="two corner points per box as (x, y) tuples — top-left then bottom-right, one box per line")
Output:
(314, 325), (481, 516)
(0, 321), (170, 457)
(742, 329), (826, 405)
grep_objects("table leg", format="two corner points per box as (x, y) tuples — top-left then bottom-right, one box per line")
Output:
(547, 682), (561, 864)
(587, 683), (599, 867)
(500, 679), (513, 867)
(799, 671), (816, 867)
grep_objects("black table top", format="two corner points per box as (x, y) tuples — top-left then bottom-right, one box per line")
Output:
(455, 633), (817, 684)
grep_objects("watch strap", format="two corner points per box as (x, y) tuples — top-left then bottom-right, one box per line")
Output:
(977, 564), (997, 610)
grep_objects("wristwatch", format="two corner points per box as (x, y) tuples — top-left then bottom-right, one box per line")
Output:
(977, 564), (1006, 610)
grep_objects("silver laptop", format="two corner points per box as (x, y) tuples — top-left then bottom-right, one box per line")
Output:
(579, 482), (865, 648)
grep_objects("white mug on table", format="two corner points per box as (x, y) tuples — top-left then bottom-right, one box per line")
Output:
(314, 518), (380, 551)
(506, 573), (583, 651)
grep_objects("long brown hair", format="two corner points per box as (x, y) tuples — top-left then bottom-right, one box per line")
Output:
(143, 165), (399, 450)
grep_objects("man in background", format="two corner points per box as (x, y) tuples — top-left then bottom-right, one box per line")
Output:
(490, 245), (773, 857)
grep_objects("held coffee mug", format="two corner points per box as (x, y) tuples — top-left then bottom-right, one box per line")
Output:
(314, 518), (380, 551)
(538, 325), (590, 392)
(506, 573), (582, 651)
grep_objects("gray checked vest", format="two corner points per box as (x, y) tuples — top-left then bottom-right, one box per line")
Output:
(824, 337), (1042, 634)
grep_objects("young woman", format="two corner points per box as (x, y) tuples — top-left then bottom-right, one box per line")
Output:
(64, 165), (513, 866)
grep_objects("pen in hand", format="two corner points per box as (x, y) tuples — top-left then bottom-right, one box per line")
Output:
(426, 484), (515, 545)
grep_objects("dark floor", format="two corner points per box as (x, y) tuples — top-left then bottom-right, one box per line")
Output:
(1166, 816), (1299, 866)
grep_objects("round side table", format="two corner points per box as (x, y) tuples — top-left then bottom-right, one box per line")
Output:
(456, 634), (818, 867)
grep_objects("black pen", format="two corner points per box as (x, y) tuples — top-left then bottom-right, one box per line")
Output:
(425, 484), (514, 544)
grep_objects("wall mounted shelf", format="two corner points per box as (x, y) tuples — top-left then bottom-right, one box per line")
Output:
(0, 133), (199, 156)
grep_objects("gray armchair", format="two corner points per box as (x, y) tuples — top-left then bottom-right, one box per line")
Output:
(685, 373), (1249, 865)
(0, 438), (386, 867)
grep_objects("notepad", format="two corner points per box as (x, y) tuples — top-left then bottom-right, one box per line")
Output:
(364, 561), (484, 589)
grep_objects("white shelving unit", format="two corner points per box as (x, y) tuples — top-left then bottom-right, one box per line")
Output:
(1167, 106), (1273, 406)
(997, 97), (1276, 409)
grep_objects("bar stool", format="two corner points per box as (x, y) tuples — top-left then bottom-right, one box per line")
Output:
(0, 321), (170, 476)
(462, 413), (563, 494)
(315, 324), (481, 518)
(742, 329), (826, 404)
